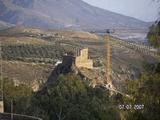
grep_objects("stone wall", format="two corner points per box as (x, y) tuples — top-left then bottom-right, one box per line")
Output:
(0, 101), (4, 113)
(75, 48), (93, 69)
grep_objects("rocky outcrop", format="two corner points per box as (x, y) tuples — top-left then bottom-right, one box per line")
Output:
(47, 55), (76, 83)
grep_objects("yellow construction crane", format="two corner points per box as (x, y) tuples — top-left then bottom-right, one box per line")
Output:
(90, 29), (113, 84)
(105, 33), (111, 83)
(0, 41), (4, 113)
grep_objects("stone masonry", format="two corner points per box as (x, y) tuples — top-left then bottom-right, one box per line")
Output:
(75, 48), (93, 69)
(0, 101), (4, 113)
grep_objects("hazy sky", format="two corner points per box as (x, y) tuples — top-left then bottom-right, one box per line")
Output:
(83, 0), (159, 22)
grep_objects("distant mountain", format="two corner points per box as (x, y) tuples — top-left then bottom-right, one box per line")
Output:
(0, 20), (14, 30)
(0, 0), (148, 30)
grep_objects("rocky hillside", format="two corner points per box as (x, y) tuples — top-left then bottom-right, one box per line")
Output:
(0, 0), (148, 29)
(1, 27), (158, 92)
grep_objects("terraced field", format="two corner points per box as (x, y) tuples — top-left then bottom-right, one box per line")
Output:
(0, 37), (50, 45)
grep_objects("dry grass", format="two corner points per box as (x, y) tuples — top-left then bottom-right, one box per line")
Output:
(1, 60), (53, 90)
(58, 31), (100, 40)
(0, 27), (100, 40)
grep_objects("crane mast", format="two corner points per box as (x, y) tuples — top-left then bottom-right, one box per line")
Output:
(106, 34), (111, 83)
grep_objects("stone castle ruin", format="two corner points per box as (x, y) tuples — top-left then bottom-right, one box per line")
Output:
(0, 100), (4, 113)
(48, 48), (93, 83)
(75, 48), (93, 69)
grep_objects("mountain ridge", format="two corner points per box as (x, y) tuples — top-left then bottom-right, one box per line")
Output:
(0, 0), (149, 30)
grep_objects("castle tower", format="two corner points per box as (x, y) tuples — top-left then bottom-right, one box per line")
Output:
(0, 100), (4, 113)
(75, 48), (93, 69)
